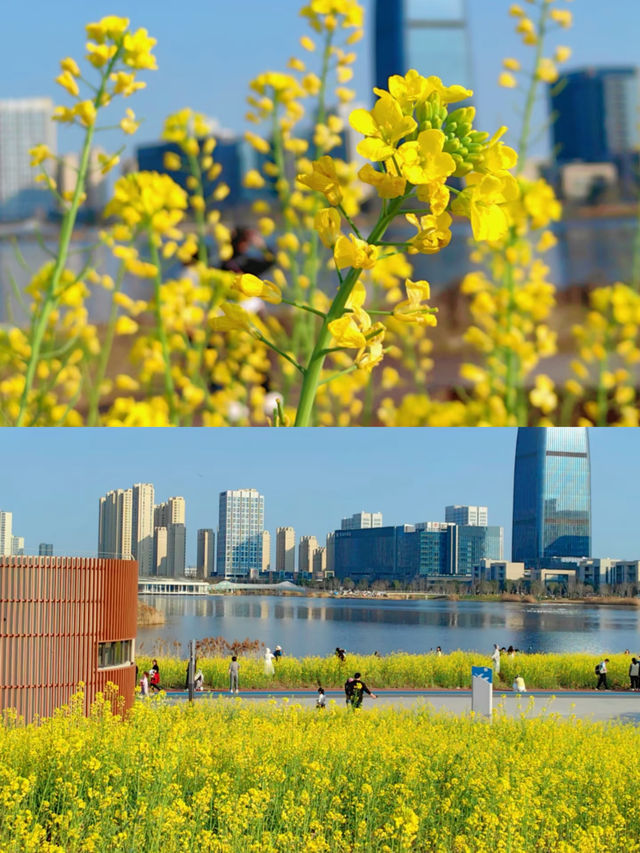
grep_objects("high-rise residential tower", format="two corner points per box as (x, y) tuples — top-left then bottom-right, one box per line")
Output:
(98, 489), (133, 560)
(445, 505), (488, 526)
(512, 428), (591, 567)
(262, 531), (271, 572)
(0, 512), (13, 557)
(217, 489), (264, 579)
(11, 536), (24, 556)
(341, 512), (383, 530)
(197, 529), (215, 578)
(298, 536), (318, 574)
(0, 98), (56, 221)
(374, 0), (472, 95)
(276, 527), (296, 573)
(131, 483), (155, 576)
(154, 496), (185, 527)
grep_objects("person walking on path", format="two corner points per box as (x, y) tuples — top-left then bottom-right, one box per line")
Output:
(149, 659), (161, 692)
(229, 656), (239, 694)
(491, 644), (501, 676)
(316, 687), (326, 709)
(140, 672), (149, 697)
(596, 658), (610, 690)
(629, 657), (639, 691)
(264, 648), (275, 677)
(345, 672), (377, 709)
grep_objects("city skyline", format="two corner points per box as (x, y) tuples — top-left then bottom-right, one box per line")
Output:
(1, 428), (639, 566)
(2, 0), (638, 166)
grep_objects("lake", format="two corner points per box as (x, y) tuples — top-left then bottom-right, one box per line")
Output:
(137, 594), (640, 657)
(2, 215), (638, 323)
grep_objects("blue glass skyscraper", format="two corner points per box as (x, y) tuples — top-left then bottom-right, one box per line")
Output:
(374, 0), (472, 94)
(512, 428), (591, 567)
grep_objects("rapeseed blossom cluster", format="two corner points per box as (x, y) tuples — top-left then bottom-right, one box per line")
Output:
(2, 682), (640, 852)
(1, 0), (638, 426)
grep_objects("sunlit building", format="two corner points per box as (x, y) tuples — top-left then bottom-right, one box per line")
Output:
(197, 528), (215, 577)
(512, 428), (591, 567)
(0, 511), (12, 557)
(341, 512), (383, 530)
(276, 527), (296, 573)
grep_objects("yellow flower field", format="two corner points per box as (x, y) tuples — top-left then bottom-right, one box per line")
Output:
(137, 652), (637, 691)
(2, 691), (640, 852)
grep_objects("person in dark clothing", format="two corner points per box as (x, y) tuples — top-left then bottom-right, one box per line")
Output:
(630, 657), (640, 691)
(344, 672), (377, 709)
(221, 227), (274, 278)
(335, 647), (346, 662)
(596, 658), (610, 690)
(149, 659), (161, 693)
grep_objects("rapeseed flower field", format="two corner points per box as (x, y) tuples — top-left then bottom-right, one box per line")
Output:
(137, 652), (637, 691)
(2, 689), (640, 852)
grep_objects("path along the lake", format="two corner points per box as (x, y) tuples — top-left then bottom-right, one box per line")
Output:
(160, 689), (640, 723)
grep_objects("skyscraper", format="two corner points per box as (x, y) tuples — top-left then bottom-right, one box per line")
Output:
(445, 505), (488, 526)
(550, 67), (639, 164)
(98, 489), (133, 560)
(153, 527), (168, 576)
(11, 536), (24, 556)
(167, 523), (186, 577)
(276, 527), (296, 573)
(217, 489), (264, 579)
(262, 530), (271, 572)
(0, 512), (12, 557)
(374, 0), (472, 94)
(132, 483), (155, 576)
(154, 496), (185, 527)
(298, 536), (318, 574)
(197, 529), (215, 577)
(0, 98), (56, 221)
(512, 428), (591, 567)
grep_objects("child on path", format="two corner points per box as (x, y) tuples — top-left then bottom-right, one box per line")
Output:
(316, 687), (326, 709)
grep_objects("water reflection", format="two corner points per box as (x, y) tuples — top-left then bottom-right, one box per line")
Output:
(137, 595), (640, 657)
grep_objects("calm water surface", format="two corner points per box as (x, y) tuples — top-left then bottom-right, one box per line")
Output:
(138, 595), (640, 657)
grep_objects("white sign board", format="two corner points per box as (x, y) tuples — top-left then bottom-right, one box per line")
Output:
(472, 666), (493, 718)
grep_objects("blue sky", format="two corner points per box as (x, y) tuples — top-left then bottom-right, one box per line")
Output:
(1, 0), (638, 162)
(1, 428), (638, 564)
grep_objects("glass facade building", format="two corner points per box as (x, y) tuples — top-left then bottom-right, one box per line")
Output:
(512, 428), (591, 567)
(550, 68), (639, 164)
(374, 0), (472, 94)
(333, 526), (420, 582)
(217, 489), (264, 579)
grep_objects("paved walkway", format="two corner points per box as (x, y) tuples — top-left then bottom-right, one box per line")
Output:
(163, 689), (640, 723)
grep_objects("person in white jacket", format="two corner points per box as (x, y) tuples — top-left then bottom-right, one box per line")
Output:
(491, 644), (501, 675)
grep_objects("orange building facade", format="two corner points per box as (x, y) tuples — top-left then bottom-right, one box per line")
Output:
(0, 556), (138, 723)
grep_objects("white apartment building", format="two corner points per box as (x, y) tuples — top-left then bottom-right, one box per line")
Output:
(98, 489), (134, 560)
(0, 98), (56, 221)
(341, 512), (383, 530)
(445, 505), (488, 526)
(262, 530), (271, 572)
(132, 483), (155, 576)
(217, 489), (264, 579)
(11, 536), (24, 556)
(299, 535), (318, 573)
(0, 512), (13, 557)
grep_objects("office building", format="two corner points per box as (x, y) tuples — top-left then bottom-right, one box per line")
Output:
(197, 528), (215, 578)
(341, 512), (383, 530)
(1, 555), (137, 724)
(550, 67), (639, 165)
(298, 536), (318, 574)
(217, 489), (264, 579)
(98, 489), (133, 561)
(136, 135), (243, 208)
(167, 523), (186, 576)
(445, 505), (488, 526)
(0, 98), (56, 221)
(11, 536), (24, 556)
(0, 512), (13, 557)
(153, 527), (168, 576)
(473, 560), (525, 585)
(276, 527), (296, 573)
(417, 523), (503, 576)
(512, 428), (591, 568)
(457, 525), (503, 574)
(132, 483), (155, 576)
(262, 530), (271, 572)
(374, 0), (472, 95)
(38, 543), (53, 556)
(334, 526), (420, 582)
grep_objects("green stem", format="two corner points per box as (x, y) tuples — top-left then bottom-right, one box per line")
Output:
(86, 261), (127, 426)
(255, 333), (305, 374)
(294, 196), (405, 426)
(148, 235), (178, 423)
(516, 1), (547, 174)
(281, 297), (326, 318)
(15, 53), (120, 426)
